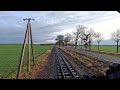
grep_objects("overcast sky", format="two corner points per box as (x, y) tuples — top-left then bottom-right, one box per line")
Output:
(0, 11), (120, 44)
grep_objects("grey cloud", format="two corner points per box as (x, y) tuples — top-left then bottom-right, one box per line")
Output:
(0, 11), (119, 44)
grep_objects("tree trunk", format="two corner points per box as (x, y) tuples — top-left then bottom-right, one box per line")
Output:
(117, 41), (119, 53)
(75, 35), (78, 48)
(75, 40), (77, 48)
(88, 43), (90, 50)
(98, 42), (99, 51)
(89, 43), (91, 50)
(89, 38), (91, 50)
(81, 39), (82, 49)
(89, 41), (91, 50)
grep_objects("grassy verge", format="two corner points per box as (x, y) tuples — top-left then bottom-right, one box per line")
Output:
(0, 44), (51, 79)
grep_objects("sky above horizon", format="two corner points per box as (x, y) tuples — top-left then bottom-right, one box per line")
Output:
(0, 11), (120, 44)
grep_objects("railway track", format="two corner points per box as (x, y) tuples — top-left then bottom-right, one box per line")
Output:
(54, 46), (79, 79)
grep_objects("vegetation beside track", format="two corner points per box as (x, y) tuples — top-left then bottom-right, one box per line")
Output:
(0, 44), (51, 79)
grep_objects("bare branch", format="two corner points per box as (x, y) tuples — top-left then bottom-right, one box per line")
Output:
(110, 29), (120, 53)
(74, 25), (87, 48)
(64, 33), (72, 45)
(95, 32), (103, 43)
(111, 29), (120, 42)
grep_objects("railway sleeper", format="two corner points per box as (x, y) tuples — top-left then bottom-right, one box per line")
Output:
(63, 67), (68, 70)
(62, 65), (67, 68)
(65, 76), (73, 78)
(63, 70), (70, 72)
(59, 76), (62, 79)
(64, 72), (71, 75)
(58, 72), (62, 75)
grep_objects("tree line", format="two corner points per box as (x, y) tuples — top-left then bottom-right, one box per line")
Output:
(55, 25), (120, 53)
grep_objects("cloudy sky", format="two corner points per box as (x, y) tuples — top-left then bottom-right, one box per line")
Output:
(0, 11), (120, 44)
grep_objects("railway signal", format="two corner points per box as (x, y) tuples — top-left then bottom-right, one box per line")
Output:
(17, 18), (35, 79)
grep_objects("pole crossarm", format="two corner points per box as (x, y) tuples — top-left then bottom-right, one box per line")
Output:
(23, 18), (34, 23)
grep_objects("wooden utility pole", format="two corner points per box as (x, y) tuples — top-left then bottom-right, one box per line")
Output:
(17, 18), (34, 79)
(28, 22), (30, 71)
(30, 24), (35, 65)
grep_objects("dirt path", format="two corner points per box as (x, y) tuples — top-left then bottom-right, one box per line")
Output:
(72, 48), (120, 64)
(32, 49), (57, 79)
(20, 49), (58, 79)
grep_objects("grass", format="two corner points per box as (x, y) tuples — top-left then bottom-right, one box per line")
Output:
(77, 45), (120, 53)
(0, 44), (51, 79)
(91, 45), (120, 53)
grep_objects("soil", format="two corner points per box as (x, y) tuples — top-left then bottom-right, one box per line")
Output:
(19, 49), (57, 79)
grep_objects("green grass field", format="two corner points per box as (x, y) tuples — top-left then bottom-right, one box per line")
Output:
(91, 45), (120, 53)
(0, 44), (51, 79)
(77, 45), (120, 53)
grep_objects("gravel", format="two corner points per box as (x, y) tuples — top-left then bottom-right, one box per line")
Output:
(59, 49), (93, 78)
(68, 48), (120, 64)
(59, 46), (114, 78)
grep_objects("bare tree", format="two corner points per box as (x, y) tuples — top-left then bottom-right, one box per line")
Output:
(86, 28), (96, 50)
(82, 33), (90, 49)
(74, 25), (87, 48)
(64, 33), (72, 46)
(95, 32), (103, 51)
(111, 29), (120, 53)
(70, 35), (75, 47)
(79, 29), (85, 49)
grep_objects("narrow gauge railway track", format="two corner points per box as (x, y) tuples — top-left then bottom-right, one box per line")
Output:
(54, 46), (79, 79)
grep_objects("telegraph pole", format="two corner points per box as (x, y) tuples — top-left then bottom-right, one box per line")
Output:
(17, 18), (34, 79)
(28, 20), (30, 71)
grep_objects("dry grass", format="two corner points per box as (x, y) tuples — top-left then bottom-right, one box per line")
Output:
(19, 50), (51, 79)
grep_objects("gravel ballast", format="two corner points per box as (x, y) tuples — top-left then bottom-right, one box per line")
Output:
(59, 46), (114, 78)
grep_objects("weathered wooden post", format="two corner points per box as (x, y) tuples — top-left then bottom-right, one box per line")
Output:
(30, 24), (35, 65)
(17, 18), (34, 79)
(28, 21), (30, 71)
